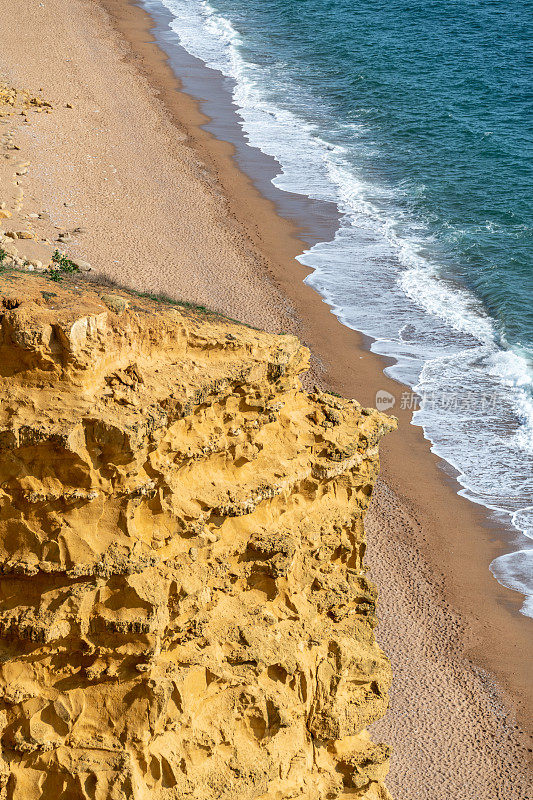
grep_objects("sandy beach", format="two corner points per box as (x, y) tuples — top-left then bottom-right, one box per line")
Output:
(0, 0), (531, 796)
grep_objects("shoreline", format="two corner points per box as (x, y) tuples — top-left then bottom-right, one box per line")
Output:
(0, 0), (531, 794)
(115, 0), (533, 723)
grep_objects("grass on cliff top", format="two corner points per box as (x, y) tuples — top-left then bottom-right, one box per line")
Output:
(88, 272), (259, 328)
(90, 272), (210, 313)
(0, 265), (261, 331)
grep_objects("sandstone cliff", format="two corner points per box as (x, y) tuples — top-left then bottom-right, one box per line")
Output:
(0, 273), (396, 799)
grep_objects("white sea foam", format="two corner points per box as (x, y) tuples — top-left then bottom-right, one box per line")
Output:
(150, 0), (533, 616)
(490, 550), (533, 617)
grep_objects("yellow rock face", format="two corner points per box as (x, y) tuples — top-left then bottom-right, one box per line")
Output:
(0, 274), (396, 799)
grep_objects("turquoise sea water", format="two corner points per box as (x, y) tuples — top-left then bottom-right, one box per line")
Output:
(150, 0), (533, 613)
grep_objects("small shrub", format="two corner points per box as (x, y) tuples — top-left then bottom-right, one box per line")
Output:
(51, 249), (80, 273)
(0, 248), (6, 266)
(47, 249), (81, 282)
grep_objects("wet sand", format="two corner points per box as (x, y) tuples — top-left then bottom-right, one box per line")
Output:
(0, 0), (531, 796)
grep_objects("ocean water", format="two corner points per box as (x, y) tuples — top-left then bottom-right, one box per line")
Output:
(149, 0), (533, 615)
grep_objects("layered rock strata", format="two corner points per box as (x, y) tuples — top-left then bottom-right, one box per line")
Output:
(0, 274), (396, 799)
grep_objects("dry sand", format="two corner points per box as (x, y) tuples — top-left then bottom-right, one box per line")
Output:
(0, 0), (532, 796)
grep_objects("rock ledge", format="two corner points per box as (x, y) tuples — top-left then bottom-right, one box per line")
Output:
(0, 275), (396, 799)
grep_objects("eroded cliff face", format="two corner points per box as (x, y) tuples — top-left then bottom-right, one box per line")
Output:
(0, 274), (396, 800)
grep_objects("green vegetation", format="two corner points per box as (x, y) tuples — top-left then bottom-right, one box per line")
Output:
(88, 273), (256, 326)
(0, 248), (6, 269)
(129, 287), (209, 314)
(51, 249), (80, 274)
(0, 258), (258, 331)
(46, 250), (81, 282)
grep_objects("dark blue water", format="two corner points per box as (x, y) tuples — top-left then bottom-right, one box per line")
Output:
(154, 0), (533, 614)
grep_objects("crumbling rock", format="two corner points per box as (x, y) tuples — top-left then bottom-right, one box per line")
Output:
(0, 275), (396, 799)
